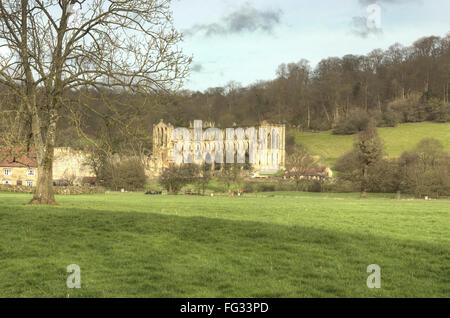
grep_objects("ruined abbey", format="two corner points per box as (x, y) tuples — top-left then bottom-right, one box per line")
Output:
(147, 120), (286, 176)
(1, 121), (286, 186)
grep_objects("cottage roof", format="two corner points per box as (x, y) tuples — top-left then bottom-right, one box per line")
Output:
(0, 148), (37, 168)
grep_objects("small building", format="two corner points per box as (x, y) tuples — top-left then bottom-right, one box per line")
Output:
(0, 147), (96, 187)
(0, 150), (38, 187)
(286, 166), (333, 181)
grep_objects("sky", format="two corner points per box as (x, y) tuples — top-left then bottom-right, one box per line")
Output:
(171, 0), (450, 92)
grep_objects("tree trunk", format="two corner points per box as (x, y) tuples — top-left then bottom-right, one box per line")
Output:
(364, 83), (368, 112)
(322, 103), (331, 124)
(307, 105), (311, 129)
(445, 82), (449, 103)
(29, 149), (56, 205)
(334, 104), (340, 127)
(360, 167), (368, 198)
(29, 104), (58, 205)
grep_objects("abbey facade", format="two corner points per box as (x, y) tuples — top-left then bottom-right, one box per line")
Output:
(147, 120), (286, 176)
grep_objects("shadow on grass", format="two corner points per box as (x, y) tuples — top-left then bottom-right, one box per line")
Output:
(0, 206), (449, 298)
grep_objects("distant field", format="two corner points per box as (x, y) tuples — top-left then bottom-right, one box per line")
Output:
(291, 122), (450, 167)
(0, 192), (448, 297)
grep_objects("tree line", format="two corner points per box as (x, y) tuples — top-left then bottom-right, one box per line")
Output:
(48, 31), (450, 152)
(156, 32), (450, 131)
(5, 32), (448, 156)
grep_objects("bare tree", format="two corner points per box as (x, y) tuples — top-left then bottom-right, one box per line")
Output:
(285, 144), (317, 191)
(219, 163), (244, 194)
(0, 0), (191, 204)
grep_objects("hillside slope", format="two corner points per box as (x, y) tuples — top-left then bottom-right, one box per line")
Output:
(291, 122), (450, 167)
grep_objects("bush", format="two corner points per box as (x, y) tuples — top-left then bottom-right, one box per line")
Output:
(159, 164), (199, 194)
(324, 180), (359, 193)
(333, 109), (373, 135)
(194, 163), (212, 195)
(275, 182), (297, 192)
(398, 138), (450, 198)
(307, 180), (323, 192)
(257, 183), (276, 192)
(366, 159), (401, 193)
(386, 93), (450, 123)
(285, 135), (296, 153)
(98, 157), (147, 191)
(243, 182), (256, 193)
(425, 98), (450, 123)
(218, 163), (244, 193)
(377, 108), (401, 127)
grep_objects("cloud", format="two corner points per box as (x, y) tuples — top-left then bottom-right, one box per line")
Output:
(191, 63), (203, 72)
(183, 3), (282, 37)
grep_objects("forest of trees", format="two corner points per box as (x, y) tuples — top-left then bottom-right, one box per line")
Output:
(151, 33), (450, 131)
(1, 33), (449, 157)
(44, 32), (450, 153)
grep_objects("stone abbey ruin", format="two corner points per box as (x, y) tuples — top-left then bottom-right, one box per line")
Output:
(148, 120), (286, 176)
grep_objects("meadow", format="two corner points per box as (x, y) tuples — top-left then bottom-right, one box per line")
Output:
(0, 191), (448, 298)
(291, 122), (450, 166)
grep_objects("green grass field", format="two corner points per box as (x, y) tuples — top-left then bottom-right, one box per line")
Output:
(292, 122), (450, 166)
(0, 192), (448, 297)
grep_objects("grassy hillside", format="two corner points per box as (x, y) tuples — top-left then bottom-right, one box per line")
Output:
(291, 122), (450, 167)
(0, 192), (449, 297)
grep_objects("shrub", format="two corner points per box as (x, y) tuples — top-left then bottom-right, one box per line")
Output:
(194, 163), (212, 195)
(425, 98), (450, 123)
(159, 164), (199, 194)
(307, 180), (323, 192)
(275, 182), (297, 192)
(257, 183), (276, 192)
(366, 159), (401, 193)
(98, 157), (147, 191)
(285, 135), (296, 153)
(377, 108), (401, 127)
(324, 180), (359, 193)
(333, 109), (373, 135)
(398, 138), (450, 198)
(219, 163), (244, 193)
(386, 93), (449, 123)
(243, 182), (256, 193)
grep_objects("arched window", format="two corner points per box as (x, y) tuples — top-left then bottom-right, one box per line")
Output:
(164, 127), (168, 146)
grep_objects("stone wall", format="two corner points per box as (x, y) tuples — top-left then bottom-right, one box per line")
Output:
(53, 147), (95, 184)
(0, 184), (105, 195)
